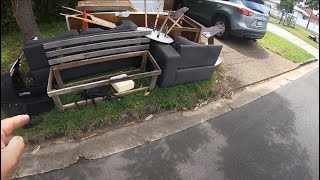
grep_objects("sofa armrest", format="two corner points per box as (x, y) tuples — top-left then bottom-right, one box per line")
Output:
(177, 44), (222, 69)
(149, 42), (181, 87)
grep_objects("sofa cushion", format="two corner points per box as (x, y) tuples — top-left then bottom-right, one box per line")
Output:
(172, 36), (203, 50)
(23, 39), (50, 71)
(176, 65), (215, 85)
(54, 29), (79, 40)
(79, 28), (105, 35)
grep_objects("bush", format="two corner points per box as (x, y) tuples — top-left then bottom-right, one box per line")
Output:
(1, 0), (77, 34)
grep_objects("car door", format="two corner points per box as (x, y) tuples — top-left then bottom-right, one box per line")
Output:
(196, 0), (220, 25)
(183, 0), (207, 23)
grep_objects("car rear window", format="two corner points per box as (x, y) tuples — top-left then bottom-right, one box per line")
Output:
(241, 0), (268, 14)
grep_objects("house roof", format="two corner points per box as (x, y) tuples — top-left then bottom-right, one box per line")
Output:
(305, 8), (319, 21)
(294, 6), (310, 16)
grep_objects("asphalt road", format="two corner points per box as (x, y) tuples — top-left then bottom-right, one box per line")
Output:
(23, 68), (319, 180)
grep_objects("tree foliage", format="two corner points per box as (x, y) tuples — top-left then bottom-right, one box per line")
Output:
(305, 0), (319, 10)
(279, 0), (296, 13)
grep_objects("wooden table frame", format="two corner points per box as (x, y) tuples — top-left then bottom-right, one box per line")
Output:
(47, 51), (161, 112)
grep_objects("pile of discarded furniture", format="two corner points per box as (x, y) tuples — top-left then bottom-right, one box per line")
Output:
(1, 2), (223, 116)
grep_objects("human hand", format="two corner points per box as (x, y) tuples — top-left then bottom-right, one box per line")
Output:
(1, 115), (29, 180)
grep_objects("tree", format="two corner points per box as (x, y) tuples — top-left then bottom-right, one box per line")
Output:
(12, 0), (41, 43)
(278, 0), (296, 24)
(305, 0), (319, 29)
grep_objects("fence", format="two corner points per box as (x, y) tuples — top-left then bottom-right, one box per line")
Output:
(268, 7), (319, 34)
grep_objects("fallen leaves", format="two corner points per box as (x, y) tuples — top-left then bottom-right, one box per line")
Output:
(145, 114), (153, 121)
(30, 145), (41, 155)
(80, 133), (98, 141)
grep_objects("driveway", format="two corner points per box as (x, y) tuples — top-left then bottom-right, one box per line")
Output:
(267, 23), (319, 59)
(211, 37), (299, 90)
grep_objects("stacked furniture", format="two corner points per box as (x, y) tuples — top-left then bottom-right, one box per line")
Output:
(23, 20), (139, 95)
(23, 20), (162, 112)
(149, 36), (222, 87)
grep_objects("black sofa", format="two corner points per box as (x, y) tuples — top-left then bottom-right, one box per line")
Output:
(23, 20), (140, 90)
(149, 36), (223, 87)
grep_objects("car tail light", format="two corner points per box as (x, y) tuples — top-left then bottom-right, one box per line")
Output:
(234, 7), (254, 16)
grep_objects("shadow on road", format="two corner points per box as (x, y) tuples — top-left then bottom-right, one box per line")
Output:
(221, 38), (270, 60)
(211, 92), (312, 180)
(119, 126), (211, 179)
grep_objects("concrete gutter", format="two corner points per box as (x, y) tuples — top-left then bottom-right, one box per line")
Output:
(16, 61), (319, 178)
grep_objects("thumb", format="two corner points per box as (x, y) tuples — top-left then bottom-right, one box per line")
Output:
(1, 136), (25, 180)
(5, 136), (25, 162)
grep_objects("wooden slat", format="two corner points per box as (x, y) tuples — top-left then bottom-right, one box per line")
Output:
(63, 69), (141, 88)
(147, 51), (161, 70)
(48, 71), (161, 96)
(43, 31), (151, 50)
(78, 1), (131, 6)
(53, 67), (64, 88)
(114, 87), (148, 96)
(52, 96), (64, 112)
(63, 97), (105, 110)
(48, 45), (150, 65)
(149, 76), (158, 90)
(46, 38), (150, 58)
(55, 51), (145, 70)
(62, 86), (149, 110)
(47, 67), (53, 92)
(76, 6), (131, 11)
(172, 27), (199, 32)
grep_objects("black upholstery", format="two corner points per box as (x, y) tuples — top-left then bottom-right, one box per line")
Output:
(150, 36), (222, 88)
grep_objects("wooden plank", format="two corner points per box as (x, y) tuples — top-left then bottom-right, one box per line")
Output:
(52, 68), (64, 88)
(172, 27), (199, 32)
(63, 69), (141, 88)
(48, 45), (150, 65)
(140, 52), (147, 72)
(46, 38), (150, 58)
(48, 71), (160, 96)
(147, 51), (161, 70)
(114, 87), (148, 96)
(169, 17), (182, 27)
(43, 31), (151, 50)
(149, 76), (158, 90)
(76, 6), (131, 11)
(63, 97), (105, 110)
(52, 96), (64, 112)
(78, 1), (131, 6)
(55, 51), (145, 70)
(47, 67), (53, 92)
(63, 86), (149, 109)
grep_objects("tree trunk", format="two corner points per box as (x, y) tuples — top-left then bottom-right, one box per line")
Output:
(12, 0), (41, 43)
(306, 8), (313, 29)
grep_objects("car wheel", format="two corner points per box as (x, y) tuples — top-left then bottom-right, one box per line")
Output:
(212, 16), (230, 40)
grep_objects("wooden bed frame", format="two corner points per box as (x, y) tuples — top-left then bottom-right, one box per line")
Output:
(47, 51), (161, 112)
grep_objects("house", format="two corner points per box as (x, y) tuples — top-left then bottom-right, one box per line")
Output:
(304, 8), (319, 25)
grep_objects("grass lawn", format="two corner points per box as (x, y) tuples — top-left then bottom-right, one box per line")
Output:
(258, 31), (315, 63)
(1, 21), (68, 75)
(268, 17), (319, 49)
(1, 21), (226, 143)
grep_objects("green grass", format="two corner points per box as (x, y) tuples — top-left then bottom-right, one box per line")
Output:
(258, 31), (315, 63)
(280, 26), (319, 49)
(1, 21), (226, 142)
(12, 66), (224, 141)
(1, 21), (68, 75)
(268, 17), (319, 49)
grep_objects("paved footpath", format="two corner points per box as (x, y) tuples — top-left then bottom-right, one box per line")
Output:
(267, 23), (319, 59)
